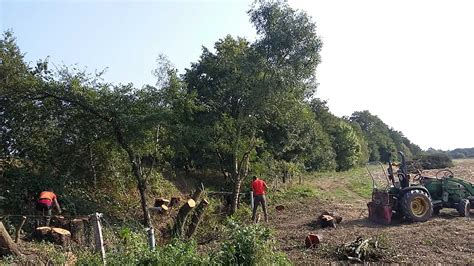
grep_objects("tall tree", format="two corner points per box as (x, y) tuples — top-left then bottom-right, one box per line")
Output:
(184, 0), (323, 214)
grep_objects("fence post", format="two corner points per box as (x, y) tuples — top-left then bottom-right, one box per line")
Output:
(250, 191), (254, 210)
(92, 213), (106, 265)
(146, 227), (156, 251)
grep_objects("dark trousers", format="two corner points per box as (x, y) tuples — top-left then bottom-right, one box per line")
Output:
(252, 194), (268, 222)
(36, 202), (52, 226)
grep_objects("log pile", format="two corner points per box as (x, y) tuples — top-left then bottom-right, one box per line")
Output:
(318, 211), (343, 228)
(335, 236), (385, 262)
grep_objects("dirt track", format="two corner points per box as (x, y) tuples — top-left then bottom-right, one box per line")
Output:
(268, 160), (474, 264)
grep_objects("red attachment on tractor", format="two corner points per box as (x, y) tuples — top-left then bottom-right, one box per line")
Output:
(367, 190), (393, 225)
(367, 201), (392, 225)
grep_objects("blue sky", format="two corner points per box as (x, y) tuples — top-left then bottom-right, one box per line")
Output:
(2, 0), (474, 150)
(1, 0), (256, 86)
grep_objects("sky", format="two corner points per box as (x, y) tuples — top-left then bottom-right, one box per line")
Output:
(1, 0), (473, 150)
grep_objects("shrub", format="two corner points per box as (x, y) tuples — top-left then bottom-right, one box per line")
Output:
(212, 219), (290, 265)
(417, 153), (453, 169)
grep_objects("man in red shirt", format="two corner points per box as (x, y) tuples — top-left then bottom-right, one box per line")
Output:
(251, 175), (268, 223)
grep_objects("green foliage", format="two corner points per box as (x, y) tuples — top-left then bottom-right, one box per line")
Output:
(333, 121), (362, 171)
(417, 153), (454, 169)
(270, 185), (319, 202)
(349, 110), (421, 163)
(213, 219), (290, 265)
(449, 148), (474, 158)
(77, 227), (208, 266)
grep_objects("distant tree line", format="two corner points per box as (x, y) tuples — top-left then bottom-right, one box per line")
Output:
(0, 1), (422, 220)
(425, 148), (474, 159)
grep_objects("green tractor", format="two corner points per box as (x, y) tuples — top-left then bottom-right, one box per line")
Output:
(367, 151), (473, 225)
(416, 168), (473, 217)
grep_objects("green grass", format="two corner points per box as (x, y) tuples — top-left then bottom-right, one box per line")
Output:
(270, 166), (373, 203)
(270, 185), (320, 202)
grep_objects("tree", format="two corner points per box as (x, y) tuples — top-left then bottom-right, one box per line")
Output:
(1, 32), (171, 231)
(184, 0), (323, 214)
(350, 110), (397, 162)
(332, 121), (362, 171)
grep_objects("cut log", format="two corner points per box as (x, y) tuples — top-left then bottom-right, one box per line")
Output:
(154, 198), (170, 207)
(275, 205), (285, 211)
(0, 221), (22, 256)
(305, 233), (322, 249)
(51, 228), (71, 246)
(186, 199), (209, 238)
(33, 226), (71, 246)
(33, 226), (52, 238)
(320, 214), (336, 228)
(172, 199), (196, 237)
(318, 211), (342, 228)
(169, 197), (181, 208)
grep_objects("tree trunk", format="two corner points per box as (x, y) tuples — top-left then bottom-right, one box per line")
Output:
(114, 124), (153, 230)
(186, 199), (209, 238)
(172, 199), (196, 237)
(230, 177), (242, 215)
(136, 175), (152, 228)
(191, 183), (204, 202)
(0, 221), (22, 256)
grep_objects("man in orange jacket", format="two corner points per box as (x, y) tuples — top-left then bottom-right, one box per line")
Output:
(36, 188), (62, 226)
(251, 175), (268, 223)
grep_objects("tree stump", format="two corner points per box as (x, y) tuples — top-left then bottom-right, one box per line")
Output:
(305, 233), (322, 249)
(0, 221), (22, 256)
(172, 199), (196, 237)
(320, 215), (336, 228)
(186, 199), (209, 238)
(70, 219), (85, 244)
(318, 211), (343, 228)
(33, 226), (71, 246)
(154, 198), (170, 207)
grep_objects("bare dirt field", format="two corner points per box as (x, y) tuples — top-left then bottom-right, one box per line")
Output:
(267, 159), (474, 265)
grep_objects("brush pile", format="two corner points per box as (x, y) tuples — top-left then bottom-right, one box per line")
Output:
(335, 236), (386, 262)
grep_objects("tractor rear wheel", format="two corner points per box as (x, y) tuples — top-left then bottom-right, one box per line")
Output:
(401, 189), (433, 222)
(457, 199), (470, 217)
